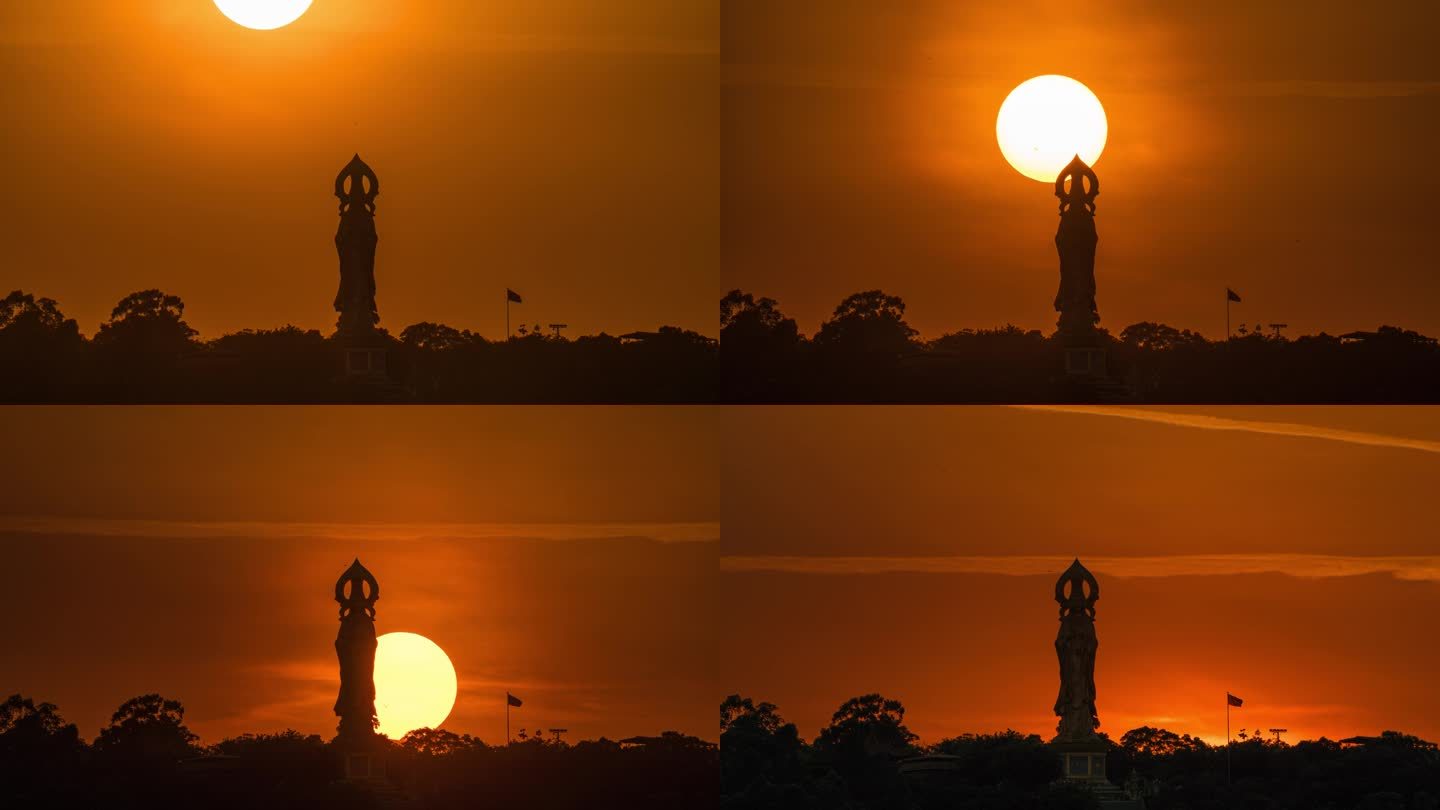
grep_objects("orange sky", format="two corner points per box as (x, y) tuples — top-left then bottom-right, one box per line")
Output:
(0, 407), (719, 744)
(2, 1), (716, 339)
(719, 407), (1440, 745)
(724, 1), (1440, 340)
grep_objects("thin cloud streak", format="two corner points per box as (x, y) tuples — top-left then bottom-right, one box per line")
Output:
(0, 516), (720, 544)
(1011, 406), (1440, 455)
(721, 554), (1440, 583)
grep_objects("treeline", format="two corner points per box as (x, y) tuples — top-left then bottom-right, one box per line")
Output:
(720, 693), (1440, 810)
(0, 693), (717, 810)
(721, 290), (1440, 403)
(0, 289), (716, 403)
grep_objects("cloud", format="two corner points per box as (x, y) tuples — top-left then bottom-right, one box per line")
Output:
(1011, 406), (1440, 455)
(0, 516), (719, 544)
(1220, 80), (1440, 99)
(721, 554), (1440, 583)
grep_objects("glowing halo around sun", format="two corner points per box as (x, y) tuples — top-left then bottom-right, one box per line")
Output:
(213, 0), (314, 31)
(373, 632), (458, 739)
(996, 75), (1108, 182)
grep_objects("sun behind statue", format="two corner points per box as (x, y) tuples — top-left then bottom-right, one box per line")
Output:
(213, 0), (313, 31)
(997, 75), (1108, 182)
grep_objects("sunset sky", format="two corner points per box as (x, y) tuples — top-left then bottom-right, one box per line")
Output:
(0, 407), (718, 745)
(720, 407), (1440, 745)
(1, 1), (716, 339)
(724, 1), (1440, 340)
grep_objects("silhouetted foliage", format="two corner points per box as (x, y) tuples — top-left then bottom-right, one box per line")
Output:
(719, 695), (1440, 810)
(93, 693), (200, 762)
(0, 288), (716, 402)
(720, 290), (1440, 403)
(0, 694), (86, 805)
(0, 694), (717, 810)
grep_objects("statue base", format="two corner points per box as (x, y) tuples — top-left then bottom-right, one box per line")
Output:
(343, 346), (387, 379)
(1052, 740), (1144, 807)
(1053, 740), (1108, 782)
(1063, 345), (1107, 378)
(342, 750), (387, 781)
(333, 327), (390, 384)
(334, 729), (389, 782)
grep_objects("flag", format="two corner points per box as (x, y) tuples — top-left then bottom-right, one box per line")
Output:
(507, 692), (523, 708)
(1227, 693), (1244, 708)
(1226, 288), (1242, 303)
(506, 289), (523, 304)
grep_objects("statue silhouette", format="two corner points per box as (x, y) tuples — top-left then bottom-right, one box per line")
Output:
(1053, 558), (1100, 742)
(1054, 156), (1100, 338)
(334, 155), (380, 335)
(333, 558), (379, 740)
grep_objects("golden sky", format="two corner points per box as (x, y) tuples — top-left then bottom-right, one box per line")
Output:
(1, 1), (717, 339)
(0, 407), (719, 744)
(719, 407), (1440, 745)
(724, 1), (1440, 339)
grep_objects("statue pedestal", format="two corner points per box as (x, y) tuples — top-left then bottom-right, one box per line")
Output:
(343, 346), (387, 379)
(1063, 345), (1107, 378)
(1053, 740), (1108, 782)
(342, 749), (387, 781)
(334, 329), (389, 383)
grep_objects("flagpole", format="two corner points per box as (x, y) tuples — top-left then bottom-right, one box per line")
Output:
(1226, 696), (1232, 786)
(506, 695), (510, 745)
(1226, 293), (1230, 341)
(506, 292), (510, 340)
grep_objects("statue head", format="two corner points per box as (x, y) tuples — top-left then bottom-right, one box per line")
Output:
(335, 154), (380, 215)
(1055, 558), (1099, 619)
(1055, 155), (1099, 216)
(335, 558), (380, 620)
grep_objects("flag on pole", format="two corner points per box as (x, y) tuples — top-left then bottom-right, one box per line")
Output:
(1227, 693), (1244, 707)
(1226, 288), (1242, 303)
(507, 692), (523, 708)
(507, 289), (523, 304)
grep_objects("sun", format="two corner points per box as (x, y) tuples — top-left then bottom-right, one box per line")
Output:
(213, 0), (314, 31)
(996, 75), (1108, 183)
(374, 632), (458, 739)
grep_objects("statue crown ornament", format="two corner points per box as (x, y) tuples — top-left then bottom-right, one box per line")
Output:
(1054, 154), (1099, 216)
(1054, 558), (1099, 619)
(335, 558), (380, 620)
(335, 153), (380, 215)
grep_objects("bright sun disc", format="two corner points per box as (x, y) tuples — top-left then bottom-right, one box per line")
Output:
(213, 0), (313, 31)
(996, 75), (1108, 182)
(374, 632), (458, 739)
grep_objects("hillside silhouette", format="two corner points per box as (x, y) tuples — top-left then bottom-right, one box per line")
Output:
(720, 290), (1440, 403)
(0, 289), (716, 403)
(0, 693), (716, 810)
(719, 694), (1440, 810)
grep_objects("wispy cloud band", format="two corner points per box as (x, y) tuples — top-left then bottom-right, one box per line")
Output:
(0, 516), (719, 544)
(722, 554), (1440, 583)
(1012, 406), (1440, 455)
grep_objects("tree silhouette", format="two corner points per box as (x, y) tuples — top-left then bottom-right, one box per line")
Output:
(401, 727), (485, 757)
(718, 289), (1440, 403)
(93, 694), (199, 762)
(94, 289), (197, 349)
(0, 694), (85, 800)
(0, 291), (85, 396)
(400, 322), (480, 352)
(930, 730), (1061, 788)
(1119, 322), (1207, 352)
(812, 694), (919, 803)
(813, 290), (918, 358)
